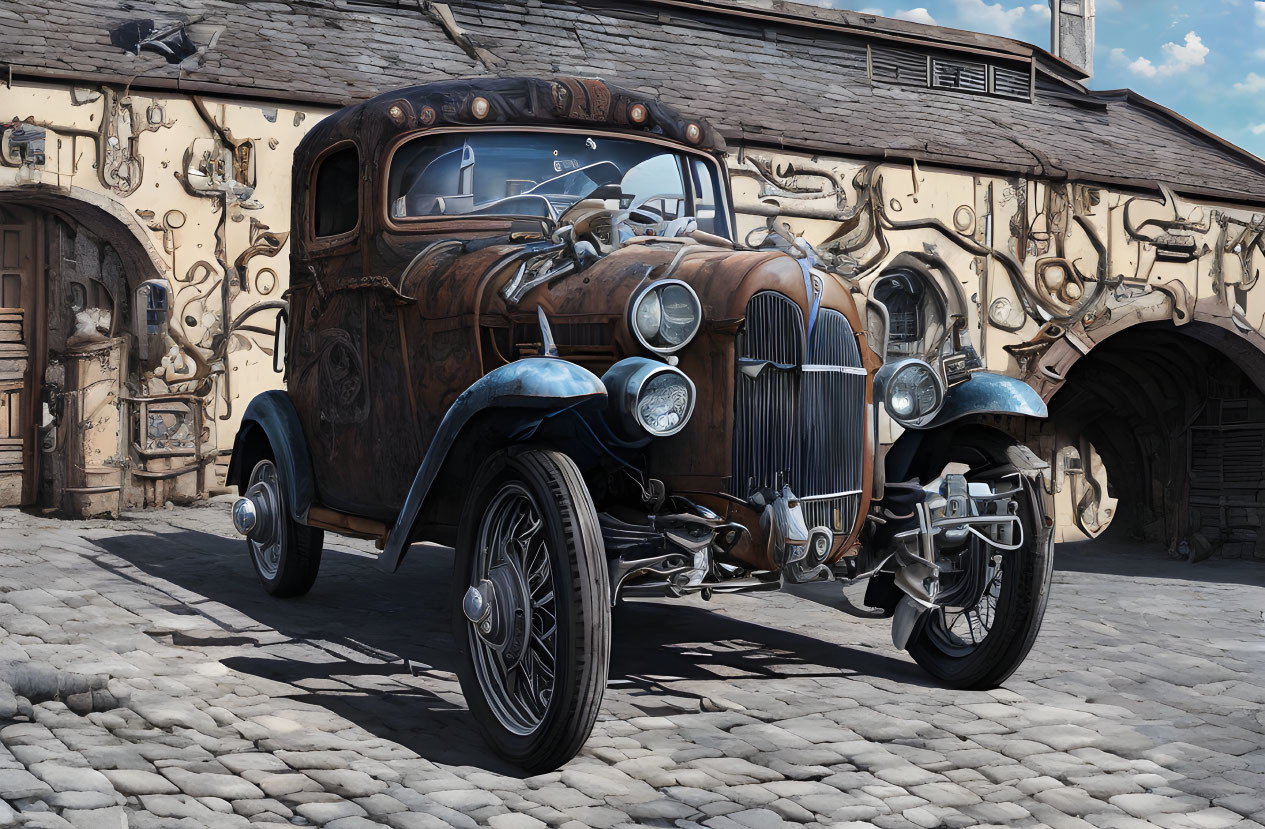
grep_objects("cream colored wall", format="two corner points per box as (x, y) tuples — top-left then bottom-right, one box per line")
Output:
(730, 149), (1265, 540)
(0, 79), (331, 503)
(731, 149), (1265, 386)
(4, 76), (1264, 528)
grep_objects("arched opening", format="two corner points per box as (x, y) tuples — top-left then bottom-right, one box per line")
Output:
(0, 193), (173, 516)
(1043, 320), (1265, 560)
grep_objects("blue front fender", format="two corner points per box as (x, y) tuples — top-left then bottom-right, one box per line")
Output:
(379, 358), (608, 572)
(924, 371), (1047, 429)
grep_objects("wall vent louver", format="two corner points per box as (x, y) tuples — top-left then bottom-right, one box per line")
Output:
(932, 58), (987, 92)
(992, 65), (1031, 99)
(870, 46), (929, 86)
(870, 44), (1032, 102)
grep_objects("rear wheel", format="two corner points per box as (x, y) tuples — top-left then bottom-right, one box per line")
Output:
(244, 459), (324, 597)
(452, 448), (610, 772)
(905, 434), (1053, 689)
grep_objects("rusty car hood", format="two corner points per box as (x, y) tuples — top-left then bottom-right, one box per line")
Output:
(395, 236), (865, 368)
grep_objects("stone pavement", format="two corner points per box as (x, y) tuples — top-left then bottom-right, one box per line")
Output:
(0, 502), (1262, 829)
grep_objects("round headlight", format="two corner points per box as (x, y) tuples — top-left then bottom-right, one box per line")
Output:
(636, 370), (694, 436)
(601, 358), (697, 440)
(630, 279), (702, 354)
(878, 359), (943, 426)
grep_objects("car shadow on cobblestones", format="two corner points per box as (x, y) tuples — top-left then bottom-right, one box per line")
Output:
(95, 528), (925, 771)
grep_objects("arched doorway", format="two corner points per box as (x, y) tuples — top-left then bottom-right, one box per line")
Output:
(0, 196), (166, 515)
(1044, 320), (1265, 560)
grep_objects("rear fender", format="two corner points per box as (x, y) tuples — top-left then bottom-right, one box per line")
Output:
(379, 357), (607, 572)
(227, 391), (316, 523)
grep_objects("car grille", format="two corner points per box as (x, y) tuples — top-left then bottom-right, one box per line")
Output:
(732, 291), (866, 536)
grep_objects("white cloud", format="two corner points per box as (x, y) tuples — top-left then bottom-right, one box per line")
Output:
(858, 6), (885, 12)
(1158, 31), (1209, 73)
(894, 7), (938, 24)
(1256, 1), (1265, 26)
(1252, 123), (1265, 135)
(1121, 31), (1209, 78)
(1255, 47), (1265, 60)
(1128, 57), (1157, 77)
(1235, 71), (1265, 92)
(947, 0), (1055, 37)
(950, 0), (1028, 35)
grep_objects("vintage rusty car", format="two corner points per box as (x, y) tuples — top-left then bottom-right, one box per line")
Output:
(228, 77), (1053, 771)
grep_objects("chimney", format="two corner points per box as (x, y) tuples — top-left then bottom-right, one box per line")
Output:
(1050, 0), (1094, 78)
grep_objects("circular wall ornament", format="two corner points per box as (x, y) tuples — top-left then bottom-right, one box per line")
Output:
(953, 205), (975, 234)
(255, 267), (278, 296)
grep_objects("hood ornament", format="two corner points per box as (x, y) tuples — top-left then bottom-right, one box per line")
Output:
(537, 307), (559, 357)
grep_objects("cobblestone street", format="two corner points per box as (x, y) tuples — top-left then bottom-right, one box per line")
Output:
(0, 502), (1261, 829)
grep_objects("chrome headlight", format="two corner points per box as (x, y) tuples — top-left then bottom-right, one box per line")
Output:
(875, 358), (944, 427)
(629, 279), (702, 354)
(601, 357), (696, 439)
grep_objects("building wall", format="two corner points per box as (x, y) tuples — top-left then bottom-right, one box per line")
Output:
(730, 149), (1265, 557)
(0, 79), (330, 512)
(4, 77), (1264, 557)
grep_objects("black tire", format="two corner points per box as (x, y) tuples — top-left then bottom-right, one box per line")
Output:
(244, 459), (324, 598)
(905, 431), (1054, 689)
(452, 448), (610, 772)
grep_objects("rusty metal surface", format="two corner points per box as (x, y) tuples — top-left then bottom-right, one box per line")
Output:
(280, 77), (873, 564)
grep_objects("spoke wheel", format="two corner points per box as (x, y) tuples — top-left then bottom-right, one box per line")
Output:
(243, 458), (323, 597)
(453, 448), (610, 772)
(904, 430), (1054, 690)
(469, 483), (559, 735)
(928, 545), (1005, 656)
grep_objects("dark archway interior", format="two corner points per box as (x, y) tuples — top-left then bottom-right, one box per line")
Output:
(1047, 321), (1265, 558)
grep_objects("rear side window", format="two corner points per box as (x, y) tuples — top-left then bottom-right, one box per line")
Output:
(313, 146), (359, 237)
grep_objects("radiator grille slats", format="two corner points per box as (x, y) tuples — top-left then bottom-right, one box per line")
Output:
(732, 294), (866, 537)
(808, 307), (863, 366)
(740, 291), (804, 364)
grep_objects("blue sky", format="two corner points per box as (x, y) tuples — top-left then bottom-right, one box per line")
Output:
(822, 0), (1265, 158)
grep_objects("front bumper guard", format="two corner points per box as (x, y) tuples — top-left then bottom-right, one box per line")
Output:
(752, 485), (835, 584)
(884, 473), (1026, 649)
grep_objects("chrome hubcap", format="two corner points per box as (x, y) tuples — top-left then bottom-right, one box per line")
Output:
(245, 461), (284, 580)
(468, 482), (558, 736)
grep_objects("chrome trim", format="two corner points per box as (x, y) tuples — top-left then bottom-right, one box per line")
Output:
(803, 365), (867, 374)
(232, 497), (258, 535)
(628, 278), (703, 355)
(799, 489), (863, 500)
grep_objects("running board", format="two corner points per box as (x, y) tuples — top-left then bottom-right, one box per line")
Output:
(306, 506), (389, 548)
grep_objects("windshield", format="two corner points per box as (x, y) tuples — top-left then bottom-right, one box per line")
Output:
(387, 130), (729, 237)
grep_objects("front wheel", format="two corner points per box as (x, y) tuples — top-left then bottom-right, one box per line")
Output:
(906, 433), (1053, 689)
(452, 448), (610, 772)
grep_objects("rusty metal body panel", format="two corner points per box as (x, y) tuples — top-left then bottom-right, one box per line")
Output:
(269, 77), (875, 573)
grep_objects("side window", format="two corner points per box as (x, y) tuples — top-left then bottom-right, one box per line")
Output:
(313, 146), (359, 238)
(689, 158), (726, 237)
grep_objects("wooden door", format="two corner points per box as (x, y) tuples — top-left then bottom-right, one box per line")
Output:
(0, 204), (39, 505)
